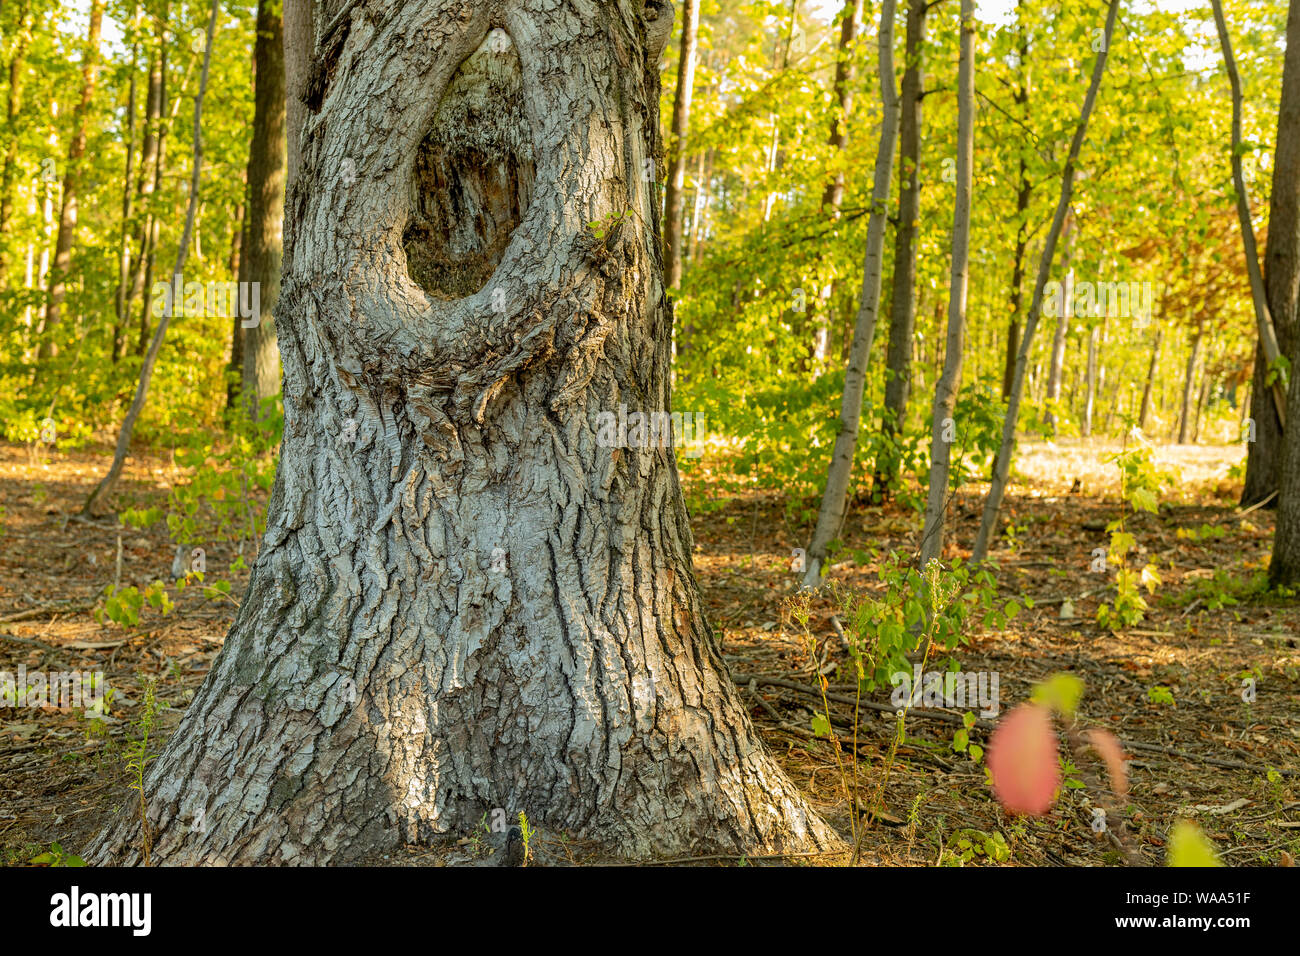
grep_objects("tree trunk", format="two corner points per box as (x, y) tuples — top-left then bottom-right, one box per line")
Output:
(83, 0), (217, 517)
(1246, 0), (1300, 508)
(1212, 0), (1287, 436)
(1138, 327), (1162, 432)
(802, 0), (901, 588)
(875, 0), (926, 491)
(971, 0), (1121, 564)
(239, 0), (287, 417)
(663, 0), (696, 293)
(0, 0), (33, 288)
(1082, 324), (1099, 438)
(1042, 215), (1074, 435)
(1178, 327), (1203, 444)
(812, 0), (865, 366)
(918, 0), (975, 567)
(1002, 0), (1031, 402)
(90, 0), (838, 865)
(37, 0), (104, 360)
(112, 5), (142, 364)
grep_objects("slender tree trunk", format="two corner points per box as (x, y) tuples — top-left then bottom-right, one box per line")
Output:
(875, 0), (926, 491)
(813, 0), (865, 366)
(0, 0), (32, 288)
(802, 0), (901, 588)
(1043, 215), (1074, 435)
(84, 0), (218, 517)
(1138, 327), (1162, 432)
(1083, 323), (1099, 438)
(1178, 326), (1203, 444)
(971, 0), (1121, 563)
(1212, 0), (1287, 442)
(663, 0), (697, 293)
(38, 0), (105, 360)
(1002, 0), (1031, 401)
(239, 0), (287, 417)
(90, 0), (838, 865)
(123, 35), (164, 316)
(1193, 365), (1213, 443)
(113, 5), (142, 364)
(1247, 0), (1300, 508)
(918, 0), (975, 567)
(226, 195), (246, 412)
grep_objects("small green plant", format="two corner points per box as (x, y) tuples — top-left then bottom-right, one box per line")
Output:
(1097, 440), (1168, 630)
(587, 209), (632, 241)
(28, 842), (87, 867)
(1146, 685), (1175, 707)
(518, 810), (535, 866)
(124, 677), (166, 866)
(942, 828), (1010, 866)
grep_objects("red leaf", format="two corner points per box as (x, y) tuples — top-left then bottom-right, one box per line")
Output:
(988, 703), (1060, 815)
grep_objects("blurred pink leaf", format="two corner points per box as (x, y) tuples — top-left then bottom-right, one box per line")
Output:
(988, 703), (1060, 815)
(1083, 728), (1129, 797)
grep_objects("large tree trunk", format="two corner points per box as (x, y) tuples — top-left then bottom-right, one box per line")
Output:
(1246, 0), (1300, 508)
(663, 0), (698, 294)
(918, 0), (975, 567)
(875, 0), (925, 491)
(971, 0), (1121, 563)
(90, 0), (837, 865)
(802, 0), (900, 588)
(37, 0), (104, 360)
(238, 0), (287, 415)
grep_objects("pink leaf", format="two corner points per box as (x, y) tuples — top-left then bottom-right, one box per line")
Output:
(988, 703), (1060, 815)
(1083, 728), (1129, 797)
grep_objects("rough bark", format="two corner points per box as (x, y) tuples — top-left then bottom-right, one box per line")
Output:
(918, 0), (974, 567)
(37, 0), (104, 359)
(802, 0), (900, 588)
(875, 0), (925, 488)
(663, 0), (696, 292)
(239, 0), (287, 416)
(971, 0), (1121, 564)
(90, 0), (839, 865)
(1245, 0), (1300, 507)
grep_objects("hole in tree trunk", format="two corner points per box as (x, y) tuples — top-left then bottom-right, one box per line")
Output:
(403, 29), (536, 300)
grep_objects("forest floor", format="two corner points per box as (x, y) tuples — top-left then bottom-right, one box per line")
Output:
(0, 438), (1296, 867)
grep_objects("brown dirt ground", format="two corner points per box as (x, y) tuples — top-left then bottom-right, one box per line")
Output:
(1, 437), (1296, 866)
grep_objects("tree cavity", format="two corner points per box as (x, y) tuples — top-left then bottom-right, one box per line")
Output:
(403, 29), (536, 300)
